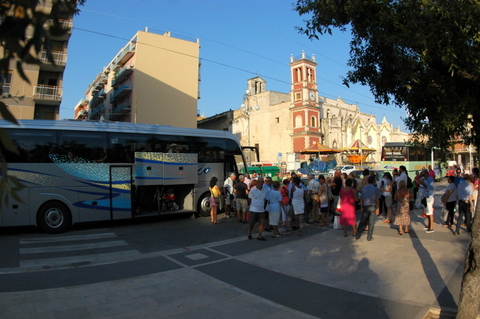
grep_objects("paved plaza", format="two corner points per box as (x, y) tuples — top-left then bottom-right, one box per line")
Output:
(0, 184), (477, 318)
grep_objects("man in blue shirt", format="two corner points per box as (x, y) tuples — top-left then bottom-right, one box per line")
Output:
(455, 176), (474, 234)
(248, 177), (267, 241)
(419, 169), (436, 233)
(356, 175), (381, 241)
(454, 168), (463, 187)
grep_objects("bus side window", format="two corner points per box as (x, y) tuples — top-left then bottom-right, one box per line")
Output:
(58, 131), (107, 163)
(1, 129), (55, 163)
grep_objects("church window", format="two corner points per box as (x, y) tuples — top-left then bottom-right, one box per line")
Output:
(310, 116), (316, 127)
(295, 115), (303, 127)
(295, 92), (301, 101)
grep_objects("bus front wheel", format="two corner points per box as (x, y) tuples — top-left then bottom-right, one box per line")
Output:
(197, 193), (211, 217)
(37, 201), (72, 234)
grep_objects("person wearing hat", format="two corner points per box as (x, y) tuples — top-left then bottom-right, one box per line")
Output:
(168, 143), (177, 153)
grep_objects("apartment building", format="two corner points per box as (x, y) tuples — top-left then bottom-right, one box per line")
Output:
(1, 1), (73, 120)
(76, 29), (200, 129)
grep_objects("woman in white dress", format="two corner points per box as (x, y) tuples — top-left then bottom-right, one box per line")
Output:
(290, 176), (305, 236)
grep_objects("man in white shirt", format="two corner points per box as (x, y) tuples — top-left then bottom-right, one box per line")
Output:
(248, 177), (267, 241)
(223, 173), (237, 218)
(395, 165), (408, 186)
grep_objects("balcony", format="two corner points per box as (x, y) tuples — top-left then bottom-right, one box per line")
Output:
(112, 65), (134, 88)
(110, 83), (132, 101)
(39, 50), (67, 65)
(90, 89), (106, 108)
(114, 42), (136, 68)
(77, 109), (88, 119)
(109, 101), (131, 120)
(44, 19), (73, 41)
(89, 103), (105, 120)
(33, 85), (62, 104)
(38, 50), (67, 71)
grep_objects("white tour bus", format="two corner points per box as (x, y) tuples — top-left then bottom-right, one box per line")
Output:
(0, 120), (247, 233)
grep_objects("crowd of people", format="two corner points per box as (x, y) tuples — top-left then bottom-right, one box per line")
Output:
(207, 165), (479, 241)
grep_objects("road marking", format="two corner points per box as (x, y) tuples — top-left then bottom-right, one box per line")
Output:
(20, 232), (118, 244)
(19, 250), (142, 270)
(20, 240), (128, 254)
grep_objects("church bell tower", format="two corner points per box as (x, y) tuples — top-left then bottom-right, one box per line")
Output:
(289, 51), (322, 157)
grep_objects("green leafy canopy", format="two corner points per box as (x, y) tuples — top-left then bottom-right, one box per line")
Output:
(295, 0), (480, 152)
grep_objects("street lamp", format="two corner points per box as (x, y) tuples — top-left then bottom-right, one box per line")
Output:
(359, 125), (364, 169)
(241, 89), (260, 146)
(241, 89), (259, 166)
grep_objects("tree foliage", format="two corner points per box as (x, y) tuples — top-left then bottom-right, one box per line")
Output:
(295, 1), (480, 318)
(0, 0), (85, 204)
(295, 0), (480, 151)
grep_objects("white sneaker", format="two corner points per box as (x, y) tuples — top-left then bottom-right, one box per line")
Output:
(426, 229), (434, 233)
(423, 227), (429, 230)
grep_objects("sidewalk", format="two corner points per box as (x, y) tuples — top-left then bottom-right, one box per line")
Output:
(0, 186), (475, 318)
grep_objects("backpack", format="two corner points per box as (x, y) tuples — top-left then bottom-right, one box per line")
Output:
(407, 176), (413, 189)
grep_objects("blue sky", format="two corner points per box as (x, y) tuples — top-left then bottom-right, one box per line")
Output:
(61, 0), (408, 130)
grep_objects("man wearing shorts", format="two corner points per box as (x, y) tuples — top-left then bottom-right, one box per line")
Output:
(420, 169), (436, 233)
(248, 177), (267, 241)
(235, 175), (249, 223)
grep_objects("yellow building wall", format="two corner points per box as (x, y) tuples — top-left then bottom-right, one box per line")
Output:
(133, 31), (199, 128)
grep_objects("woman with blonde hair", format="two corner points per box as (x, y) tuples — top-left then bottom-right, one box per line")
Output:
(209, 176), (222, 223)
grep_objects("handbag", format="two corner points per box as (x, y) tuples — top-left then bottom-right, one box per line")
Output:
(441, 185), (455, 204)
(327, 184), (334, 200)
(441, 193), (448, 204)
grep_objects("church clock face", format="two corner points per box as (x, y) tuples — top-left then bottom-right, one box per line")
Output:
(309, 91), (316, 101)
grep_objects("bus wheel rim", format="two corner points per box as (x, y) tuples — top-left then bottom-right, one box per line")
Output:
(45, 208), (64, 228)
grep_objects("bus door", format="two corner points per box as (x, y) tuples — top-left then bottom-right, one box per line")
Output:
(241, 146), (260, 166)
(109, 165), (133, 220)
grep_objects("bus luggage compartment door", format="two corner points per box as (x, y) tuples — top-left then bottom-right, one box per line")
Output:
(134, 152), (198, 186)
(110, 165), (133, 220)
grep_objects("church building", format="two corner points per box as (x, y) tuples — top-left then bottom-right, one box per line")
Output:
(202, 52), (409, 167)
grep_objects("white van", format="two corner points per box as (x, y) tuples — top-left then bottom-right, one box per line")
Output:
(328, 165), (356, 177)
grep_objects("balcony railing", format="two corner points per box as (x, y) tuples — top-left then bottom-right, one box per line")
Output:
(114, 42), (136, 68)
(110, 82), (132, 101)
(89, 103), (105, 119)
(33, 85), (62, 101)
(45, 19), (73, 31)
(38, 50), (67, 65)
(112, 64), (134, 87)
(90, 89), (106, 107)
(112, 101), (131, 114)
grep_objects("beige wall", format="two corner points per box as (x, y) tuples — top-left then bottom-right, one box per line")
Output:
(133, 31), (199, 128)
(82, 31), (199, 128)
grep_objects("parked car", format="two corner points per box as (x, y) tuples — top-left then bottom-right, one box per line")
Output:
(446, 166), (455, 177)
(348, 169), (384, 191)
(328, 165), (356, 177)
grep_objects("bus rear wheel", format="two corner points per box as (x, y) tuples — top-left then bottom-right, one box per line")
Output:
(197, 192), (211, 217)
(37, 201), (72, 234)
